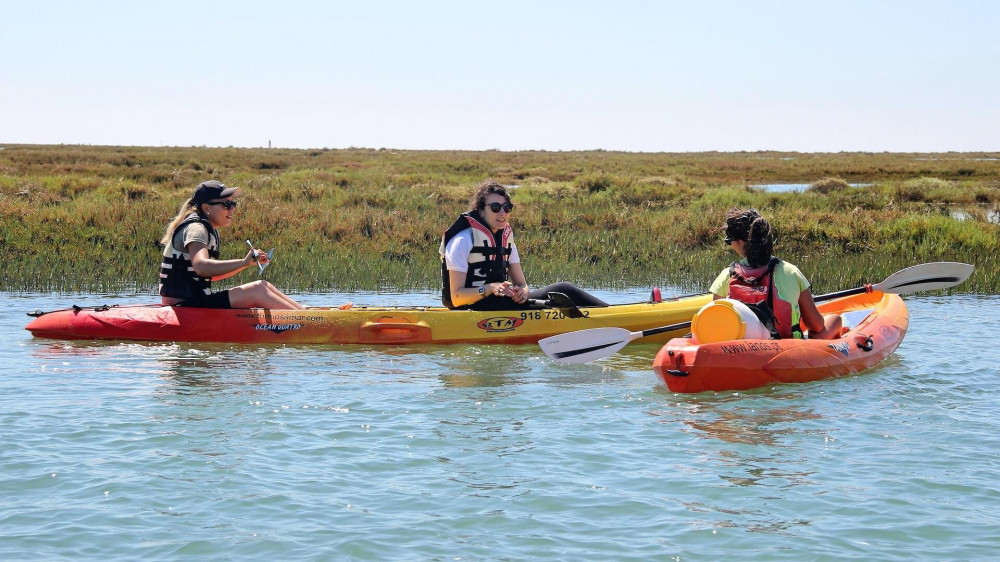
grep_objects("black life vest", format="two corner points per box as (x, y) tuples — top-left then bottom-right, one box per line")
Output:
(727, 257), (801, 339)
(439, 211), (513, 309)
(159, 213), (221, 300)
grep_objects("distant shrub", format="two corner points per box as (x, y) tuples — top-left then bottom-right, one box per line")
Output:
(120, 183), (158, 200)
(807, 177), (850, 194)
(574, 173), (616, 193)
(638, 176), (678, 187)
(522, 176), (551, 184)
(618, 181), (697, 207)
(513, 167), (549, 181)
(896, 177), (952, 202)
(450, 161), (486, 173)
(973, 189), (997, 204)
(903, 177), (952, 190)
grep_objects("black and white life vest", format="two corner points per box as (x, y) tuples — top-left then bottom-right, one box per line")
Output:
(159, 213), (221, 300)
(439, 211), (513, 309)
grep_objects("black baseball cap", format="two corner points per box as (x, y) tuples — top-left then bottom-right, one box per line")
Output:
(192, 180), (243, 204)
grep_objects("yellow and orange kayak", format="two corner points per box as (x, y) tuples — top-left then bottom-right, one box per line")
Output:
(26, 294), (712, 345)
(653, 291), (908, 393)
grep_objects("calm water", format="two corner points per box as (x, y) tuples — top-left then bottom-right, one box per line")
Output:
(2, 289), (1000, 561)
(751, 183), (869, 193)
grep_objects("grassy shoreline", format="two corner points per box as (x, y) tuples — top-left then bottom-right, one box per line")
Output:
(2, 144), (998, 296)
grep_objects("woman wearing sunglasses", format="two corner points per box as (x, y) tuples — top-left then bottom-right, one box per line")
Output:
(158, 180), (304, 309)
(711, 208), (840, 339)
(440, 179), (608, 310)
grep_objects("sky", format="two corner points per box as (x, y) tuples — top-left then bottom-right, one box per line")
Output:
(3, 0), (998, 152)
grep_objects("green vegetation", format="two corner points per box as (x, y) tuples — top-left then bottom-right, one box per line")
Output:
(1, 144), (998, 295)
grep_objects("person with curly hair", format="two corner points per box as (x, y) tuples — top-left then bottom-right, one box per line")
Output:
(710, 208), (841, 339)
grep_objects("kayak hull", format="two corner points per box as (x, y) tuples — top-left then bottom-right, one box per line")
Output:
(26, 294), (711, 345)
(653, 291), (908, 393)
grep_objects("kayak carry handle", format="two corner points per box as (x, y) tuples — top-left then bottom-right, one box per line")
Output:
(856, 335), (874, 352)
(358, 318), (432, 344)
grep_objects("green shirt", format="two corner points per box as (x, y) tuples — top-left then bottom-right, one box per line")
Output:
(710, 258), (811, 327)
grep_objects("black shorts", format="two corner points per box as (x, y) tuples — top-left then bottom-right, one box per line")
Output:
(174, 290), (232, 309)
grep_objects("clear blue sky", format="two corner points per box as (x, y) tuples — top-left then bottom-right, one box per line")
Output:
(3, 0), (997, 152)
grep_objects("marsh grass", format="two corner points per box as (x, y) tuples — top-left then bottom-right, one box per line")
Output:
(2, 145), (998, 295)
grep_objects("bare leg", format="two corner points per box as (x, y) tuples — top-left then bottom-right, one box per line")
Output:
(262, 281), (304, 309)
(808, 313), (844, 340)
(228, 280), (304, 309)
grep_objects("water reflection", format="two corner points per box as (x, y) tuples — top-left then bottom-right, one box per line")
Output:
(649, 392), (831, 536)
(668, 399), (829, 493)
(679, 403), (824, 448)
(950, 208), (1000, 224)
(28, 338), (276, 395)
(361, 343), (528, 389)
(439, 371), (510, 388)
(652, 391), (827, 446)
(151, 345), (277, 395)
(416, 343), (636, 389)
(685, 508), (812, 535)
(435, 345), (530, 389)
(750, 183), (870, 193)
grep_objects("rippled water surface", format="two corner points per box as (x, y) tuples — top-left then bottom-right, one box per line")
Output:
(2, 290), (999, 560)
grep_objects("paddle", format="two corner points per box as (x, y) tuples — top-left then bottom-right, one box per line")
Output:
(246, 239), (274, 276)
(543, 292), (585, 318)
(539, 261), (974, 364)
(522, 292), (585, 318)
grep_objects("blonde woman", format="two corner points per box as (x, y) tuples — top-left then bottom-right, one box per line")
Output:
(159, 180), (303, 309)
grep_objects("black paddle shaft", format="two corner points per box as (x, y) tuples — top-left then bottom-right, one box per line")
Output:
(641, 321), (692, 338)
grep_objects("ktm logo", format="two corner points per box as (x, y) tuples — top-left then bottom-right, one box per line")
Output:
(477, 317), (524, 332)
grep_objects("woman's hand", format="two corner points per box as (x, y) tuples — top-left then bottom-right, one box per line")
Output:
(491, 281), (514, 298)
(489, 282), (527, 303)
(506, 264), (529, 304)
(245, 248), (269, 267)
(507, 283), (528, 304)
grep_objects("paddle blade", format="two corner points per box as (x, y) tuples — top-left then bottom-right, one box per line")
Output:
(258, 248), (274, 275)
(545, 291), (585, 318)
(539, 327), (635, 364)
(876, 262), (974, 294)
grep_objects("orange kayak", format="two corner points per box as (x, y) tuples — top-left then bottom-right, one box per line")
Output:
(653, 291), (908, 393)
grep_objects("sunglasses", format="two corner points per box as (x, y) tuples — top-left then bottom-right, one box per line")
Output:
(724, 236), (732, 245)
(486, 202), (514, 213)
(206, 200), (238, 210)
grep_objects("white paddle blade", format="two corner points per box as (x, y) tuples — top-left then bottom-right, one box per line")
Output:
(538, 327), (637, 364)
(258, 248), (274, 275)
(877, 262), (974, 294)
